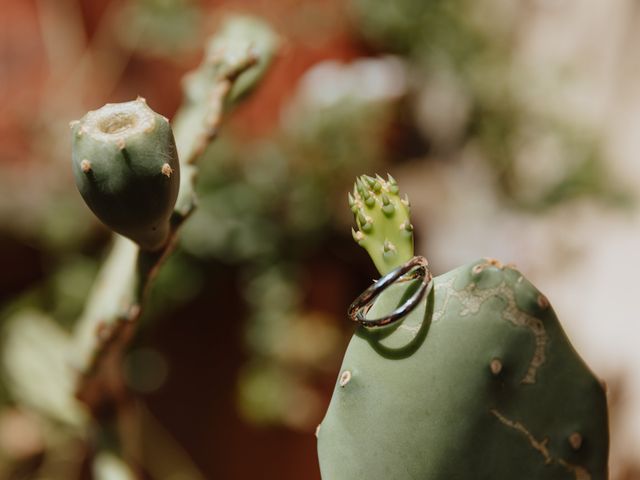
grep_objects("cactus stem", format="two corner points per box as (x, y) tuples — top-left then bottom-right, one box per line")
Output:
(339, 370), (352, 387)
(568, 433), (583, 450)
(80, 159), (92, 173)
(161, 163), (174, 177)
(490, 358), (503, 376)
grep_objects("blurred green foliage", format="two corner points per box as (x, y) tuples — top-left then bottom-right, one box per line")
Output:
(350, 0), (630, 210)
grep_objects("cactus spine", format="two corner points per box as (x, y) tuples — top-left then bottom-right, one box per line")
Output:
(71, 98), (180, 251)
(317, 175), (609, 479)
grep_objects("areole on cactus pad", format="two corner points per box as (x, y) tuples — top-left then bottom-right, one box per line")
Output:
(317, 175), (609, 479)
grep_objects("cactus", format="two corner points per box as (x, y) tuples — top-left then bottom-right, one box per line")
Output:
(0, 15), (277, 479)
(71, 98), (180, 251)
(350, 174), (413, 275)
(317, 175), (609, 479)
(69, 16), (278, 405)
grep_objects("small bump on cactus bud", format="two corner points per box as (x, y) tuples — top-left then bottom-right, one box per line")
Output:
(348, 192), (355, 208)
(365, 196), (376, 208)
(382, 203), (395, 216)
(401, 221), (413, 232)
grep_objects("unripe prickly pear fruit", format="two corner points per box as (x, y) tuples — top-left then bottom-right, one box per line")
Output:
(71, 99), (180, 250)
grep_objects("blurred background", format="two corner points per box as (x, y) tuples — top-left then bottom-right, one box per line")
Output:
(0, 0), (638, 478)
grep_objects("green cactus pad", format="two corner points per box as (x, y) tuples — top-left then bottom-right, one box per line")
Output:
(317, 258), (608, 479)
(71, 99), (180, 250)
(350, 174), (414, 275)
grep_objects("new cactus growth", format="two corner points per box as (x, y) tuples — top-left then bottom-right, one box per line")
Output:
(71, 98), (180, 251)
(350, 174), (414, 275)
(317, 175), (609, 479)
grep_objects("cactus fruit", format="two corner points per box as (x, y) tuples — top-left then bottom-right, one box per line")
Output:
(316, 175), (609, 479)
(71, 98), (180, 251)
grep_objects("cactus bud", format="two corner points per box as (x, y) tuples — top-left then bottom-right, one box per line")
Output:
(71, 100), (180, 251)
(349, 174), (413, 275)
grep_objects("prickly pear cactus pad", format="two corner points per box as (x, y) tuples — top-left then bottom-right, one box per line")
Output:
(71, 98), (179, 251)
(316, 176), (609, 480)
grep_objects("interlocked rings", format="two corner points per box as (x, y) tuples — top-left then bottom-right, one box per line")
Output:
(348, 256), (432, 328)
